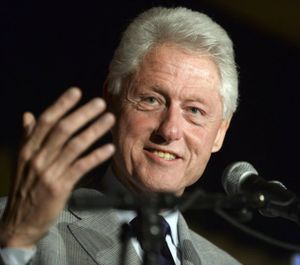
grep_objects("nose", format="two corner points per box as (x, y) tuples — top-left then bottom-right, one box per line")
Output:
(155, 105), (183, 143)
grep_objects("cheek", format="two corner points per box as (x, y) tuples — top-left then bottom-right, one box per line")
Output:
(187, 127), (216, 150)
(119, 110), (154, 137)
(115, 109), (158, 155)
(186, 124), (222, 166)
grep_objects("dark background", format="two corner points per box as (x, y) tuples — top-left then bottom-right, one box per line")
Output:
(1, 1), (300, 264)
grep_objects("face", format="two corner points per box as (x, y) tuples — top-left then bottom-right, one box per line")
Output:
(109, 43), (230, 196)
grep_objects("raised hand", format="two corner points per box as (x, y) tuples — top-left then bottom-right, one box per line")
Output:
(0, 87), (115, 248)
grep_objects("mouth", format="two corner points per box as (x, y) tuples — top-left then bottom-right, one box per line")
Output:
(144, 148), (180, 161)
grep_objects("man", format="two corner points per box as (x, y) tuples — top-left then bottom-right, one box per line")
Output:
(0, 6), (241, 265)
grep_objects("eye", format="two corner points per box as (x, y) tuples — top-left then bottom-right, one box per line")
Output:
(142, 96), (159, 105)
(184, 106), (208, 126)
(135, 95), (164, 112)
(187, 106), (202, 115)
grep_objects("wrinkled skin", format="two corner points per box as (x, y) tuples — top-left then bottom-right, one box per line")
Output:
(109, 43), (231, 196)
(0, 43), (231, 249)
(0, 88), (115, 248)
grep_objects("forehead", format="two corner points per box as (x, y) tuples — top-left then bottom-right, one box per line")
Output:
(131, 43), (221, 96)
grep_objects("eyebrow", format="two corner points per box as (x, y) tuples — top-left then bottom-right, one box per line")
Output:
(149, 85), (209, 105)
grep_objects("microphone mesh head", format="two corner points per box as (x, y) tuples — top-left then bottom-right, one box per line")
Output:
(222, 161), (258, 195)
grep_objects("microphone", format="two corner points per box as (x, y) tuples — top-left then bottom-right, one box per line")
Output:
(222, 161), (300, 223)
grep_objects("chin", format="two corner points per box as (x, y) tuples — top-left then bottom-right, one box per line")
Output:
(141, 181), (184, 196)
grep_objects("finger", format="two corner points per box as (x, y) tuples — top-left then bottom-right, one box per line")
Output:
(23, 112), (36, 138)
(8, 112), (37, 202)
(43, 112), (115, 180)
(23, 88), (82, 160)
(34, 97), (107, 171)
(13, 112), (36, 186)
(64, 143), (115, 187)
(13, 88), (81, 204)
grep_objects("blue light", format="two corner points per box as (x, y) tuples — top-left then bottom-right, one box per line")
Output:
(292, 254), (300, 265)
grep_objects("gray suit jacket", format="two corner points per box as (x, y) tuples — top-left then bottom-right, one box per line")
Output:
(0, 188), (242, 265)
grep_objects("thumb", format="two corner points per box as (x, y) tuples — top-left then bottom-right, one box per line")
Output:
(22, 112), (36, 139)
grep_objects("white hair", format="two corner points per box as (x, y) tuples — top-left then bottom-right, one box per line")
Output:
(107, 6), (238, 119)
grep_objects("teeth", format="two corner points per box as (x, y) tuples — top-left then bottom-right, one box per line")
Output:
(153, 150), (176, 160)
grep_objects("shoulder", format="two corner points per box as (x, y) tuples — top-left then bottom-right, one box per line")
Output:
(189, 229), (241, 264)
(178, 213), (242, 265)
(32, 188), (110, 264)
(51, 187), (106, 225)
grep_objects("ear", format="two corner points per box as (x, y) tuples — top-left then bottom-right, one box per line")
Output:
(212, 117), (232, 153)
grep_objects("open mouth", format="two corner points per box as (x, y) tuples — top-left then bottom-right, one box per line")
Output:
(144, 148), (179, 161)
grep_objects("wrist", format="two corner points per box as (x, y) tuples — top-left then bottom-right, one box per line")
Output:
(0, 227), (36, 249)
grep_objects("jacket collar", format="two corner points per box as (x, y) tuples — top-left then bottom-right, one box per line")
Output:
(178, 214), (203, 265)
(67, 188), (140, 265)
(67, 188), (203, 265)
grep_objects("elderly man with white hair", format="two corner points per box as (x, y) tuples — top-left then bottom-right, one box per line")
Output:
(0, 6), (241, 265)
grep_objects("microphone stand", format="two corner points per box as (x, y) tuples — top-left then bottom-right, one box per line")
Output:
(133, 191), (267, 265)
(71, 190), (267, 212)
(136, 204), (164, 265)
(71, 189), (269, 265)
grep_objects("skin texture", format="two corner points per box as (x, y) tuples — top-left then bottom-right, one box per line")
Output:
(0, 88), (115, 248)
(0, 42), (231, 249)
(109, 43), (231, 196)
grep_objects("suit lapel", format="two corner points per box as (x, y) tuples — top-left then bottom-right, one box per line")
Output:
(178, 214), (202, 265)
(67, 188), (140, 265)
(66, 189), (203, 265)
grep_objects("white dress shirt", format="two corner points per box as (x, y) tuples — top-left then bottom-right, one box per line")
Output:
(0, 247), (36, 265)
(100, 166), (181, 264)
